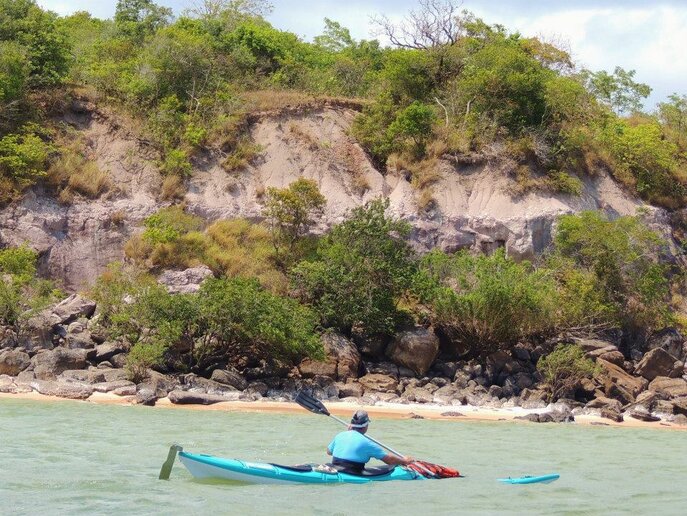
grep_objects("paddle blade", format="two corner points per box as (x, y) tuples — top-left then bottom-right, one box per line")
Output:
(294, 390), (331, 416)
(158, 444), (182, 480)
(406, 460), (461, 479)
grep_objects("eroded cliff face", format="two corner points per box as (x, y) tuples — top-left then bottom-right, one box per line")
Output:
(0, 101), (669, 291)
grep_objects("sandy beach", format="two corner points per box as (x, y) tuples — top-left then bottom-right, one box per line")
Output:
(2, 391), (685, 431)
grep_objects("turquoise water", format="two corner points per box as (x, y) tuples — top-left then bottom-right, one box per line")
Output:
(1, 399), (685, 515)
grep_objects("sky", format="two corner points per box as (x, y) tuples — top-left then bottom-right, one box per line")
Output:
(36, 0), (687, 109)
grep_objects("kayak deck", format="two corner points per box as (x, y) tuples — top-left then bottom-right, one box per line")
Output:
(497, 474), (560, 484)
(178, 450), (424, 484)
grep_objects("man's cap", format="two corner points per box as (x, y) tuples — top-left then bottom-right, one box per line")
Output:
(351, 410), (370, 428)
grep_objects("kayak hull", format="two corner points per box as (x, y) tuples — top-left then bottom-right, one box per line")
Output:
(498, 474), (560, 484)
(178, 451), (424, 484)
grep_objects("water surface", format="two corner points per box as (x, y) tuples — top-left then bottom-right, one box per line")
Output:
(1, 399), (684, 515)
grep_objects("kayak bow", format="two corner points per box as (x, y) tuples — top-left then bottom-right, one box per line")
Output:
(497, 474), (560, 485)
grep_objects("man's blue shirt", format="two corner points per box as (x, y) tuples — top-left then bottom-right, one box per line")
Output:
(328, 430), (386, 463)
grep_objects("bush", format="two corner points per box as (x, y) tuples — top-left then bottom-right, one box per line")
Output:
(415, 248), (558, 356)
(552, 211), (672, 340)
(292, 198), (416, 338)
(142, 206), (204, 245)
(0, 127), (52, 204)
(537, 344), (597, 401)
(0, 244), (37, 280)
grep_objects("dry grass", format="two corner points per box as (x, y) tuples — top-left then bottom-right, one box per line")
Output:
(335, 142), (370, 195)
(287, 122), (320, 150)
(221, 138), (263, 172)
(160, 175), (186, 201)
(48, 132), (110, 202)
(67, 161), (111, 198)
(110, 210), (126, 226)
(416, 188), (436, 212)
(124, 233), (152, 264)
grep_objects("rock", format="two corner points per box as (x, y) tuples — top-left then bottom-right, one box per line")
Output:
(364, 361), (400, 378)
(431, 361), (459, 379)
(167, 389), (234, 405)
(401, 386), (434, 403)
(210, 367), (248, 391)
(572, 338), (618, 356)
(50, 295), (96, 325)
(135, 388), (157, 406)
(385, 327), (439, 376)
(358, 373), (398, 393)
(515, 413), (541, 423)
(599, 408), (624, 422)
(648, 377), (687, 399)
(181, 373), (238, 396)
(628, 406), (661, 422)
(298, 357), (337, 379)
(598, 350), (625, 368)
(87, 342), (127, 364)
(671, 397), (687, 416)
(110, 353), (127, 368)
(441, 411), (464, 417)
(32, 348), (88, 380)
(137, 370), (179, 398)
(243, 360), (290, 380)
(323, 332), (361, 380)
(433, 384), (459, 404)
(597, 358), (647, 402)
(512, 345), (531, 362)
(646, 328), (685, 361)
(486, 350), (511, 375)
(355, 334), (389, 359)
(673, 414), (687, 425)
(112, 384), (137, 396)
(30, 379), (93, 399)
(157, 266), (213, 294)
(17, 313), (54, 349)
(635, 348), (679, 381)
(61, 369), (105, 383)
(91, 380), (135, 393)
(632, 390), (660, 411)
(336, 381), (363, 398)
(585, 396), (622, 413)
(0, 349), (30, 375)
(246, 381), (269, 396)
(654, 400), (675, 414)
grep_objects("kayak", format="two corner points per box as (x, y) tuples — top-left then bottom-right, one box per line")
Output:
(177, 449), (425, 484)
(497, 474), (560, 485)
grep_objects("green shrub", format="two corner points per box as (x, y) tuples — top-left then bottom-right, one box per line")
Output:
(292, 198), (415, 338)
(142, 206), (204, 245)
(415, 248), (558, 356)
(0, 128), (52, 204)
(0, 244), (37, 280)
(552, 211), (672, 339)
(160, 148), (192, 177)
(537, 344), (597, 401)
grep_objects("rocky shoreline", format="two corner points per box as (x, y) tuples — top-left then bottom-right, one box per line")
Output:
(2, 292), (687, 430)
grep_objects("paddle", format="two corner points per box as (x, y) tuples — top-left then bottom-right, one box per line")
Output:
(294, 390), (459, 478)
(159, 444), (183, 480)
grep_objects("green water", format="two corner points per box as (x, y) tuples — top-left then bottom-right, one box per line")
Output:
(1, 399), (685, 515)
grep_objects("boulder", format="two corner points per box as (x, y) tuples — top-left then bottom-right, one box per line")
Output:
(599, 408), (624, 422)
(385, 327), (439, 376)
(323, 332), (361, 380)
(433, 384), (460, 404)
(181, 373), (238, 396)
(210, 367), (248, 391)
(364, 361), (400, 378)
(91, 380), (135, 393)
(572, 338), (619, 358)
(135, 388), (157, 406)
(358, 373), (398, 393)
(628, 406), (661, 422)
(50, 294), (96, 325)
(30, 379), (93, 399)
(597, 350), (625, 368)
(32, 348), (88, 380)
(87, 342), (127, 364)
(298, 357), (337, 379)
(336, 381), (363, 398)
(635, 348), (679, 381)
(648, 377), (687, 399)
(672, 397), (687, 416)
(401, 386), (434, 403)
(17, 313), (54, 349)
(646, 328), (685, 361)
(597, 359), (647, 402)
(0, 349), (30, 375)
(585, 396), (622, 413)
(167, 389), (236, 405)
(157, 266), (213, 294)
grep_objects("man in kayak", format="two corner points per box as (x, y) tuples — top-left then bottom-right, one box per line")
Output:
(326, 410), (414, 474)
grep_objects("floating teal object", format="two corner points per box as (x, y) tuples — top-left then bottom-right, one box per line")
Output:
(498, 474), (560, 484)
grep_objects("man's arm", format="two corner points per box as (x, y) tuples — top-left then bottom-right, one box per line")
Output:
(380, 454), (414, 466)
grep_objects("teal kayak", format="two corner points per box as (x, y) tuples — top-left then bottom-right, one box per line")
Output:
(177, 449), (424, 484)
(498, 474), (560, 484)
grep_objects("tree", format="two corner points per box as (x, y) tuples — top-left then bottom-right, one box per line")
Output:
(0, 0), (70, 87)
(387, 101), (436, 157)
(583, 66), (651, 115)
(314, 18), (354, 52)
(414, 248), (558, 357)
(114, 0), (172, 42)
(658, 93), (687, 149)
(292, 198), (416, 338)
(186, 0), (273, 20)
(552, 211), (672, 342)
(262, 178), (325, 265)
